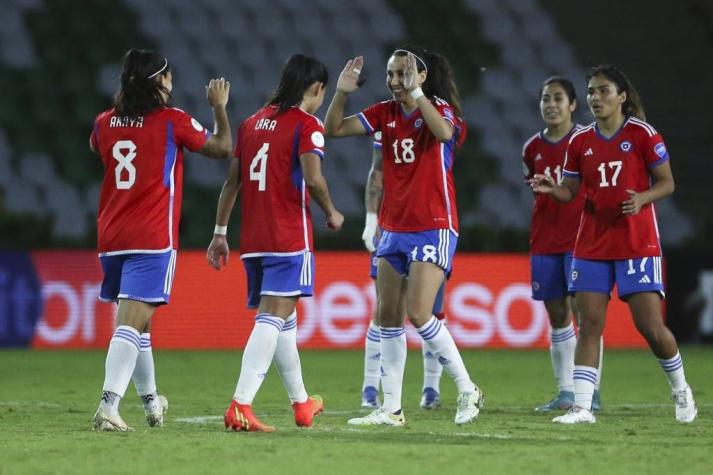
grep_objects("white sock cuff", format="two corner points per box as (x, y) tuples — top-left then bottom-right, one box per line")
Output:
(282, 312), (297, 332)
(112, 325), (141, 351)
(367, 322), (381, 342)
(380, 326), (405, 339)
(416, 316), (443, 341)
(255, 313), (285, 332)
(659, 351), (683, 372)
(139, 333), (151, 352)
(573, 365), (598, 384)
(551, 322), (576, 342)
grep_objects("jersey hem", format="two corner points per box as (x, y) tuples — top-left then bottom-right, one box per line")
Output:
(240, 249), (311, 258)
(98, 246), (175, 257)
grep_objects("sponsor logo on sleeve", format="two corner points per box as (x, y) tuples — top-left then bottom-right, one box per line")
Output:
(311, 131), (325, 148)
(374, 131), (382, 141)
(191, 118), (204, 132)
(654, 143), (667, 158)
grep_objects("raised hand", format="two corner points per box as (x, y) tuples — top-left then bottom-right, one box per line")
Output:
(403, 53), (420, 92)
(336, 56), (364, 94)
(206, 77), (230, 108)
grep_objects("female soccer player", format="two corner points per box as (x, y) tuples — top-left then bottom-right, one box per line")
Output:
(325, 45), (484, 426)
(207, 54), (343, 432)
(360, 133), (445, 410)
(523, 77), (602, 412)
(90, 49), (232, 431)
(530, 65), (697, 424)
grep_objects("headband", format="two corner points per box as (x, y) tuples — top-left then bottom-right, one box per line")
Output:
(147, 58), (168, 79)
(394, 49), (427, 71)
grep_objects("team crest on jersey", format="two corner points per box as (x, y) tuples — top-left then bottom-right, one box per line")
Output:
(311, 131), (325, 147)
(619, 141), (632, 152)
(414, 118), (423, 128)
(191, 118), (204, 132)
(654, 142), (667, 158)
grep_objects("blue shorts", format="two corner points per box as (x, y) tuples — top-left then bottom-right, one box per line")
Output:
(568, 256), (665, 300)
(243, 252), (314, 308)
(376, 229), (457, 276)
(531, 253), (573, 301)
(99, 250), (177, 305)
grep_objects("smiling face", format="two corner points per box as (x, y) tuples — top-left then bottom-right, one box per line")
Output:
(540, 82), (575, 128)
(587, 73), (626, 121)
(385, 54), (425, 103)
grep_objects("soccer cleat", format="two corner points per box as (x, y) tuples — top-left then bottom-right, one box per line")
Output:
(420, 387), (441, 410)
(673, 385), (697, 423)
(224, 400), (276, 432)
(361, 386), (380, 409)
(534, 391), (574, 412)
(145, 394), (168, 427)
(347, 408), (405, 427)
(552, 406), (596, 424)
(293, 395), (324, 427)
(454, 386), (485, 425)
(92, 410), (134, 432)
(591, 390), (602, 412)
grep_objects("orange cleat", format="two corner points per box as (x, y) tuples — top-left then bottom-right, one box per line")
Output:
(224, 400), (276, 432)
(292, 395), (324, 427)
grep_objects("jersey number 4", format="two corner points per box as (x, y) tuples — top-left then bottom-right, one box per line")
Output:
(249, 143), (269, 191)
(112, 140), (137, 189)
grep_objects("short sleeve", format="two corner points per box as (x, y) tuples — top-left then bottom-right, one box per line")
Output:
(173, 110), (210, 152)
(373, 130), (382, 149)
(644, 133), (670, 169)
(562, 136), (581, 178)
(299, 117), (325, 159)
(433, 99), (455, 126)
(90, 120), (99, 151)
(358, 102), (385, 135)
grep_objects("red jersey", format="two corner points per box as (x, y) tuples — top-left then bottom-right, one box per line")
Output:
(523, 126), (585, 254)
(358, 98), (466, 234)
(563, 117), (669, 259)
(90, 107), (209, 255)
(236, 105), (325, 257)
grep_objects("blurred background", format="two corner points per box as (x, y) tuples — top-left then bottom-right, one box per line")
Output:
(1, 0), (712, 347)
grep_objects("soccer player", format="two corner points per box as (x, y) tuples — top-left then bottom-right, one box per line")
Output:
(360, 132), (445, 410)
(530, 65), (697, 424)
(325, 45), (484, 426)
(207, 54), (342, 432)
(523, 77), (603, 412)
(90, 49), (232, 431)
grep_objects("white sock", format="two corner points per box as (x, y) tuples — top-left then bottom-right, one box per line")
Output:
(234, 314), (284, 405)
(101, 325), (141, 414)
(422, 339), (442, 392)
(274, 311), (308, 404)
(550, 323), (576, 392)
(573, 365), (598, 410)
(380, 327), (406, 413)
(363, 322), (381, 391)
(595, 337), (604, 391)
(658, 351), (687, 392)
(417, 316), (475, 394)
(132, 333), (157, 397)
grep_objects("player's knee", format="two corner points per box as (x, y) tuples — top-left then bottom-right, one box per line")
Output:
(577, 312), (605, 337)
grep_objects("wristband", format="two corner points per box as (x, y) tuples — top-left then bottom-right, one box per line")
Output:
(214, 225), (227, 235)
(409, 87), (424, 100)
(365, 212), (378, 227)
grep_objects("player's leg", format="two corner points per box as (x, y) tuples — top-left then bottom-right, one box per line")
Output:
(348, 248), (407, 427)
(420, 280), (445, 410)
(361, 253), (381, 409)
(131, 318), (168, 427)
(618, 257), (696, 423)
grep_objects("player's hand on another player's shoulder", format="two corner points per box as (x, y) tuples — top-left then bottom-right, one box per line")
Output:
(529, 174), (555, 194)
(206, 77), (230, 108)
(336, 56), (364, 94)
(207, 235), (230, 270)
(326, 209), (344, 231)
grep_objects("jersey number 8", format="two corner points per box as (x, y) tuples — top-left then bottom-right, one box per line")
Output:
(112, 140), (137, 190)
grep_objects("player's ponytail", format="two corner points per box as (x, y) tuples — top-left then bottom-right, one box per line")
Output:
(267, 54), (328, 116)
(114, 49), (172, 119)
(586, 64), (646, 121)
(392, 45), (463, 118)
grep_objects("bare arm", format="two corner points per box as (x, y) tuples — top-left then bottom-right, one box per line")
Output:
(623, 160), (675, 215)
(300, 152), (344, 230)
(324, 57), (368, 138)
(198, 78), (232, 159)
(530, 174), (579, 203)
(207, 158), (240, 270)
(361, 146), (383, 251)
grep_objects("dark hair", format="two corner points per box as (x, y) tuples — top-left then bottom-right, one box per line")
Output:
(267, 54), (328, 115)
(114, 49), (171, 119)
(392, 45), (463, 117)
(586, 64), (645, 120)
(540, 76), (577, 103)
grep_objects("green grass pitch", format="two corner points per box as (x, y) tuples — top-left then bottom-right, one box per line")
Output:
(1, 348), (711, 474)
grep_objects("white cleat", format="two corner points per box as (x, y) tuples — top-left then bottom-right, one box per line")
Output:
(92, 410), (134, 432)
(673, 385), (697, 423)
(347, 408), (405, 427)
(145, 395), (168, 427)
(552, 406), (596, 424)
(454, 386), (485, 425)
